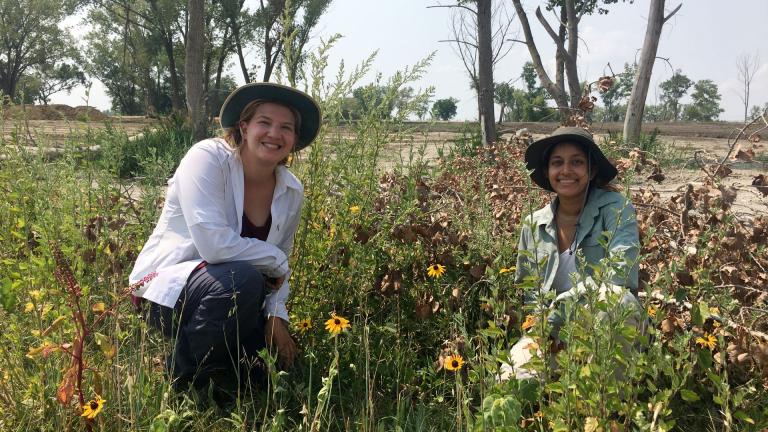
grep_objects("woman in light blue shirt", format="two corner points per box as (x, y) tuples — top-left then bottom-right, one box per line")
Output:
(502, 126), (641, 380)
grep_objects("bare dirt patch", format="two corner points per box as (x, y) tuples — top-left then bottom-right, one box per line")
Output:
(1, 111), (156, 146)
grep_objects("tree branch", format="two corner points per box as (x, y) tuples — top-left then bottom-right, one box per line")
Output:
(534, 6), (569, 60)
(663, 3), (683, 24)
(427, 4), (476, 15)
(438, 39), (478, 49)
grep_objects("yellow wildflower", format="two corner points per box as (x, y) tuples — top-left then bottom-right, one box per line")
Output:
(444, 354), (464, 371)
(325, 314), (350, 336)
(349, 206), (361, 215)
(696, 333), (717, 351)
(81, 395), (106, 419)
(24, 302), (35, 313)
(647, 305), (657, 318)
(521, 315), (537, 331)
(498, 267), (513, 275)
(426, 264), (446, 278)
(296, 318), (313, 333)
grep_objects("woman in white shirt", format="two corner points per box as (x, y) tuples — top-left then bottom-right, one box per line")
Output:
(129, 83), (321, 392)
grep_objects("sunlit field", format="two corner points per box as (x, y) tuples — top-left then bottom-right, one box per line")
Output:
(1, 46), (767, 431)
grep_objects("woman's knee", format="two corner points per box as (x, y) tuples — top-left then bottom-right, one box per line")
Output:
(208, 261), (267, 304)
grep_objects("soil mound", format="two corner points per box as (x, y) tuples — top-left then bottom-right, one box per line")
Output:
(2, 104), (109, 121)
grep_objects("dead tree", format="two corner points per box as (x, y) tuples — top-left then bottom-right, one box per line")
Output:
(431, 0), (515, 146)
(735, 53), (760, 123)
(623, 0), (681, 145)
(510, 0), (582, 118)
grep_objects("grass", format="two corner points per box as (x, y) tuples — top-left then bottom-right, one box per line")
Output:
(1, 42), (767, 431)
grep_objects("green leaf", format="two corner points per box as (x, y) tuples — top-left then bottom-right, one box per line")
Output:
(93, 332), (116, 359)
(698, 349), (713, 368)
(733, 411), (754, 424)
(680, 389), (700, 402)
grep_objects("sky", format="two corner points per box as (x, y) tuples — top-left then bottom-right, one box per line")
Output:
(52, 0), (768, 122)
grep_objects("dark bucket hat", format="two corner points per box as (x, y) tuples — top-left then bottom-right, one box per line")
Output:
(524, 126), (617, 192)
(219, 82), (321, 151)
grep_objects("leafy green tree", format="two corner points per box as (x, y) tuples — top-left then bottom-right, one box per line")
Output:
(281, 0), (333, 86)
(349, 84), (416, 119)
(414, 94), (432, 120)
(682, 79), (723, 122)
(749, 102), (768, 120)
(85, 0), (185, 115)
(500, 62), (552, 122)
(599, 63), (634, 122)
(0, 0), (83, 102)
(22, 64), (86, 105)
(659, 70), (692, 121)
(512, 0), (632, 118)
(642, 104), (664, 122)
(494, 82), (515, 124)
(431, 97), (458, 121)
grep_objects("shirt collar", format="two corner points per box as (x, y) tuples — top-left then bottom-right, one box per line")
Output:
(531, 187), (609, 230)
(274, 164), (302, 196)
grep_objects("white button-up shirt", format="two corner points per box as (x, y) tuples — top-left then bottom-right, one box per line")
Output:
(128, 138), (303, 322)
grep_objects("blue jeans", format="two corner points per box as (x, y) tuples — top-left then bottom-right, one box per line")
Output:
(147, 261), (268, 391)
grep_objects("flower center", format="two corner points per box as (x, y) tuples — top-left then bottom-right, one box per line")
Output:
(452, 360), (459, 368)
(334, 319), (340, 325)
(90, 401), (99, 409)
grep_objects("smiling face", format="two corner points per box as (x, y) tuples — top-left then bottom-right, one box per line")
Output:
(545, 142), (596, 200)
(239, 102), (298, 167)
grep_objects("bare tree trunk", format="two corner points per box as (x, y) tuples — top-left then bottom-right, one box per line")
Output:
(511, 0), (569, 116)
(555, 7), (566, 100)
(186, 0), (207, 141)
(623, 1), (681, 144)
(736, 53), (760, 122)
(214, 29), (232, 101)
(149, 0), (184, 112)
(232, 22), (250, 83)
(563, 1), (580, 108)
(477, 0), (495, 146)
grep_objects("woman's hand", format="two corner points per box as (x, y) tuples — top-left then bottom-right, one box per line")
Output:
(264, 316), (296, 369)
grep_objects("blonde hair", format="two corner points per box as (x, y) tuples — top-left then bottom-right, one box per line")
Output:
(221, 99), (302, 164)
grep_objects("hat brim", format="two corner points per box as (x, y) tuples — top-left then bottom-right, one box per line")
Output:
(524, 132), (617, 192)
(219, 83), (321, 151)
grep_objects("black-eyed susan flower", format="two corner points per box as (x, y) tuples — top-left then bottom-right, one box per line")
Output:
(647, 305), (657, 318)
(521, 314), (537, 331)
(296, 318), (313, 333)
(444, 354), (464, 371)
(427, 264), (446, 279)
(696, 333), (717, 351)
(81, 395), (106, 419)
(325, 314), (350, 336)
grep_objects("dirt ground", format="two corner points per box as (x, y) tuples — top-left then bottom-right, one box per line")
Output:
(0, 116), (155, 146)
(3, 113), (765, 216)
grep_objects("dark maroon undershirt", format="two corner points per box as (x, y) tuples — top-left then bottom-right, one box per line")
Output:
(241, 213), (271, 241)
